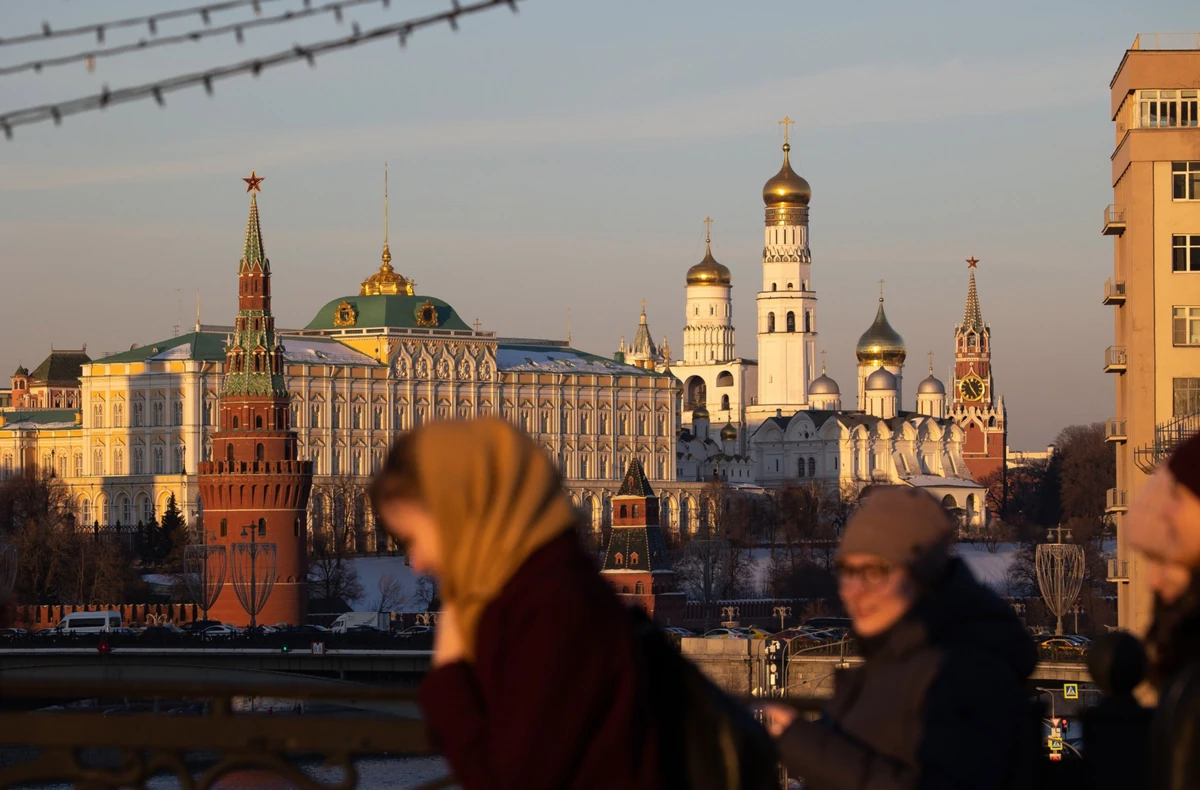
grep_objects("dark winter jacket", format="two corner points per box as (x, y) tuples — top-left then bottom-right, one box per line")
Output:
(777, 558), (1038, 790)
(419, 533), (662, 789)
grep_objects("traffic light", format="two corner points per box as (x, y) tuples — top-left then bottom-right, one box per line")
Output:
(280, 643), (290, 654)
(97, 639), (111, 656)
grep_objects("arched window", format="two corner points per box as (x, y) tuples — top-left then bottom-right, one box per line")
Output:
(721, 394), (730, 410)
(615, 552), (624, 565)
(258, 517), (267, 536)
(631, 552), (639, 565)
(786, 312), (796, 332)
(80, 498), (92, 525)
(620, 504), (628, 518)
(232, 415), (239, 429)
(771, 283), (777, 292)
(255, 415), (263, 429)
(632, 504), (639, 518)
(767, 313), (775, 333)
(808, 457), (817, 477)
(220, 518), (228, 537)
(798, 458), (806, 478)
(635, 581), (645, 595)
(226, 444), (235, 463)
(787, 282), (794, 290)
(256, 443), (264, 462)
(988, 416), (997, 427)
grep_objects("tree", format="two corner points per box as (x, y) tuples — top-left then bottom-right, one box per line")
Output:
(370, 571), (409, 614)
(415, 574), (440, 611)
(308, 531), (364, 604)
(312, 473), (370, 555)
(157, 493), (189, 569)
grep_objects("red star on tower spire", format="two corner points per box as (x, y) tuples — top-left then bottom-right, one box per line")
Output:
(966, 255), (979, 269)
(242, 170), (265, 193)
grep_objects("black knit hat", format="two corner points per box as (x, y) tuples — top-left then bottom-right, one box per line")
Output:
(1169, 432), (1200, 500)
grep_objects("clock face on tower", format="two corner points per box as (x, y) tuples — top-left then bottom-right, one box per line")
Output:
(960, 375), (984, 401)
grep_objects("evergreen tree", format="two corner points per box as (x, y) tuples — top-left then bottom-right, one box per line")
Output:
(158, 494), (187, 568)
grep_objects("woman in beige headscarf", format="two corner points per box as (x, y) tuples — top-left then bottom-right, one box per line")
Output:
(370, 418), (663, 789)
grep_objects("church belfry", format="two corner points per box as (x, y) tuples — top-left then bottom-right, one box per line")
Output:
(751, 117), (819, 420)
(683, 217), (735, 365)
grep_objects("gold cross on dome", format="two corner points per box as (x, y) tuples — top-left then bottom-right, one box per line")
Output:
(928, 351), (935, 374)
(966, 255), (980, 269)
(879, 279), (885, 300)
(703, 216), (713, 243)
(778, 115), (795, 144)
(820, 349), (827, 373)
(242, 170), (264, 193)
(473, 318), (481, 332)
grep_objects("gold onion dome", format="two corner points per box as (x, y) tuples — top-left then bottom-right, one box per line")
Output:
(856, 298), (906, 365)
(687, 224), (732, 286)
(720, 421), (738, 441)
(692, 405), (710, 421)
(762, 143), (812, 206)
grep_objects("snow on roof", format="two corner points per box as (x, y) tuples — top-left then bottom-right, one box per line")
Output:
(155, 344), (194, 360)
(905, 475), (982, 489)
(496, 346), (652, 375)
(281, 337), (380, 366)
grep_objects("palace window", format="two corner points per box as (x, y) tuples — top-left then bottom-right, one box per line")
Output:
(1173, 235), (1200, 272)
(1139, 90), (1199, 128)
(204, 400), (215, 426)
(112, 403), (124, 428)
(113, 449), (124, 476)
(1174, 378), (1200, 417)
(133, 401), (145, 427)
(92, 403), (104, 429)
(331, 406), (342, 429)
(1174, 162), (1200, 200)
(92, 449), (104, 476)
(373, 406), (383, 430)
(353, 406), (363, 430)
(57, 454), (66, 479)
(174, 444), (185, 474)
(74, 453), (83, 477)
(80, 498), (91, 525)
(721, 394), (730, 410)
(173, 399), (183, 426)
(808, 457), (817, 477)
(1174, 307), (1200, 346)
(152, 400), (164, 427)
(153, 446), (165, 475)
(142, 498), (154, 524)
(310, 404), (321, 428)
(121, 497), (132, 525)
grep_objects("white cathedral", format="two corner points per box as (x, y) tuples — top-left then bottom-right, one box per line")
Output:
(623, 123), (986, 526)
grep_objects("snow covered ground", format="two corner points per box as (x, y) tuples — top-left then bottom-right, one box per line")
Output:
(955, 542), (1020, 594)
(345, 556), (429, 613)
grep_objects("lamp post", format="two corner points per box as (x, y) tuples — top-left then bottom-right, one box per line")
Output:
(184, 529), (227, 625)
(231, 524), (276, 630)
(720, 605), (740, 629)
(773, 605), (792, 632)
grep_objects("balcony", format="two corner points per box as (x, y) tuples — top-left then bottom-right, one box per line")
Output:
(1134, 410), (1200, 473)
(1103, 205), (1126, 236)
(1108, 558), (1130, 583)
(1104, 346), (1127, 373)
(1105, 418), (1127, 443)
(1103, 278), (1127, 306)
(1106, 488), (1129, 514)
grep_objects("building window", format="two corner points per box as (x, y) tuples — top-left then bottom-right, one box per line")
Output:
(204, 400), (215, 427)
(310, 404), (321, 428)
(133, 401), (145, 427)
(172, 399), (183, 426)
(152, 400), (164, 426)
(92, 403), (104, 428)
(1174, 378), (1200, 417)
(721, 394), (730, 410)
(142, 498), (154, 524)
(1174, 162), (1200, 200)
(220, 518), (228, 538)
(120, 497), (132, 524)
(767, 313), (775, 333)
(373, 406), (383, 430)
(113, 449), (124, 476)
(786, 312), (796, 332)
(80, 498), (91, 525)
(112, 403), (124, 428)
(353, 406), (363, 430)
(798, 458), (806, 477)
(1174, 307), (1200, 345)
(73, 453), (83, 477)
(1173, 235), (1200, 272)
(153, 446), (165, 475)
(92, 449), (104, 476)
(1139, 90), (1199, 129)
(174, 444), (185, 474)
(808, 457), (817, 477)
(133, 447), (144, 475)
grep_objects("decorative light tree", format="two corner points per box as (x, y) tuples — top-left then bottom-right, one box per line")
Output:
(1036, 526), (1085, 636)
(231, 525), (276, 629)
(184, 530), (227, 625)
(0, 541), (17, 603)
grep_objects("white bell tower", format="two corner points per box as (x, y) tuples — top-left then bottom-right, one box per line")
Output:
(752, 117), (818, 418)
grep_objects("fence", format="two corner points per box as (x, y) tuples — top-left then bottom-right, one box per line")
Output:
(13, 602), (201, 629)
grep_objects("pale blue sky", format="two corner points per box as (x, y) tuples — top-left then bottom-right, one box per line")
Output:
(0, 1), (1192, 447)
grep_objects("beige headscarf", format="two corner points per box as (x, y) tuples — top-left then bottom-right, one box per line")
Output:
(406, 418), (577, 660)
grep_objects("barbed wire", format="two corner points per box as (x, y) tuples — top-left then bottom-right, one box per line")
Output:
(0, 0), (392, 77)
(0, 0), (521, 139)
(0, 0), (293, 47)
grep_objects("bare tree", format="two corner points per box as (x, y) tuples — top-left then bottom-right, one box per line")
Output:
(370, 571), (409, 614)
(308, 531), (364, 604)
(311, 473), (370, 555)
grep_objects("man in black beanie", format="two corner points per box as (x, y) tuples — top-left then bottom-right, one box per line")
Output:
(761, 486), (1038, 790)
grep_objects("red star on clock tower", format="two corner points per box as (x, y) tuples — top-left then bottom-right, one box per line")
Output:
(950, 257), (1007, 488)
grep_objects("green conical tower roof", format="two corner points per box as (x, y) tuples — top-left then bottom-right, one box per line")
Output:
(239, 192), (269, 274)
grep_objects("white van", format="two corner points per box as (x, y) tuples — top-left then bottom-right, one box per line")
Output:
(54, 611), (122, 634)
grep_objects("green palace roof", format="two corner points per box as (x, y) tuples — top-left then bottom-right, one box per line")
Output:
(305, 294), (471, 332)
(95, 332), (227, 364)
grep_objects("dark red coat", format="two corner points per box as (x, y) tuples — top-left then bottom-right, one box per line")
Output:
(420, 533), (661, 789)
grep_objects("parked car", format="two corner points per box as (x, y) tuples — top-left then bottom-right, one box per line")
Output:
(736, 627), (774, 640)
(243, 625), (278, 636)
(280, 624), (328, 634)
(703, 628), (748, 640)
(0, 628), (28, 640)
(1039, 637), (1087, 655)
(662, 627), (695, 637)
(396, 625), (433, 638)
(344, 624), (387, 634)
(181, 619), (225, 635)
(138, 625), (184, 640)
(803, 617), (852, 631)
(200, 625), (240, 639)
(54, 611), (123, 635)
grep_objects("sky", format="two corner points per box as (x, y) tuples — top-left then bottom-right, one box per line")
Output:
(0, 0), (1192, 449)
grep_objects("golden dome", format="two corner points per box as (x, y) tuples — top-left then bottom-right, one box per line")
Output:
(686, 242), (732, 286)
(762, 143), (812, 206)
(856, 299), (906, 365)
(720, 421), (738, 441)
(360, 255), (415, 297)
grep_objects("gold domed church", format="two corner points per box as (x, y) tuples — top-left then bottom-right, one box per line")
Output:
(619, 119), (991, 528)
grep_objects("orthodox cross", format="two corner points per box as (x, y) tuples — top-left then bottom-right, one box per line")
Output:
(966, 255), (980, 269)
(928, 351), (935, 374)
(383, 162), (389, 247)
(473, 318), (481, 332)
(820, 349), (827, 373)
(703, 216), (713, 243)
(641, 297), (646, 315)
(567, 308), (572, 345)
(242, 170), (264, 193)
(778, 115), (795, 144)
(878, 278), (885, 300)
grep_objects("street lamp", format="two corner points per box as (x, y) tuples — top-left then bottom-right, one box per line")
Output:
(184, 529), (227, 625)
(772, 605), (792, 632)
(231, 524), (276, 629)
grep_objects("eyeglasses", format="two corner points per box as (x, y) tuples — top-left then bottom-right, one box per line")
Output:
(833, 561), (894, 587)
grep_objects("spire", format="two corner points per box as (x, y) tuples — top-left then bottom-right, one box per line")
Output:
(382, 162), (391, 265)
(962, 256), (984, 332)
(631, 301), (657, 361)
(616, 457), (656, 497)
(928, 351), (935, 375)
(240, 190), (268, 273)
(821, 349), (827, 375)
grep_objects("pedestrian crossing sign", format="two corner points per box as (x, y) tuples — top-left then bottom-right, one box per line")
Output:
(1063, 683), (1079, 699)
(1049, 738), (1063, 752)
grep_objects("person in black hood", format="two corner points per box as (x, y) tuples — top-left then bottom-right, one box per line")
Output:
(761, 486), (1038, 790)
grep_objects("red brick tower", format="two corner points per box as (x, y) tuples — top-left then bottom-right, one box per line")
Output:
(600, 459), (685, 626)
(949, 256), (1007, 483)
(197, 172), (313, 626)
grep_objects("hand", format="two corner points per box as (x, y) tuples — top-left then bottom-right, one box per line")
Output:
(433, 604), (466, 668)
(760, 702), (799, 738)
